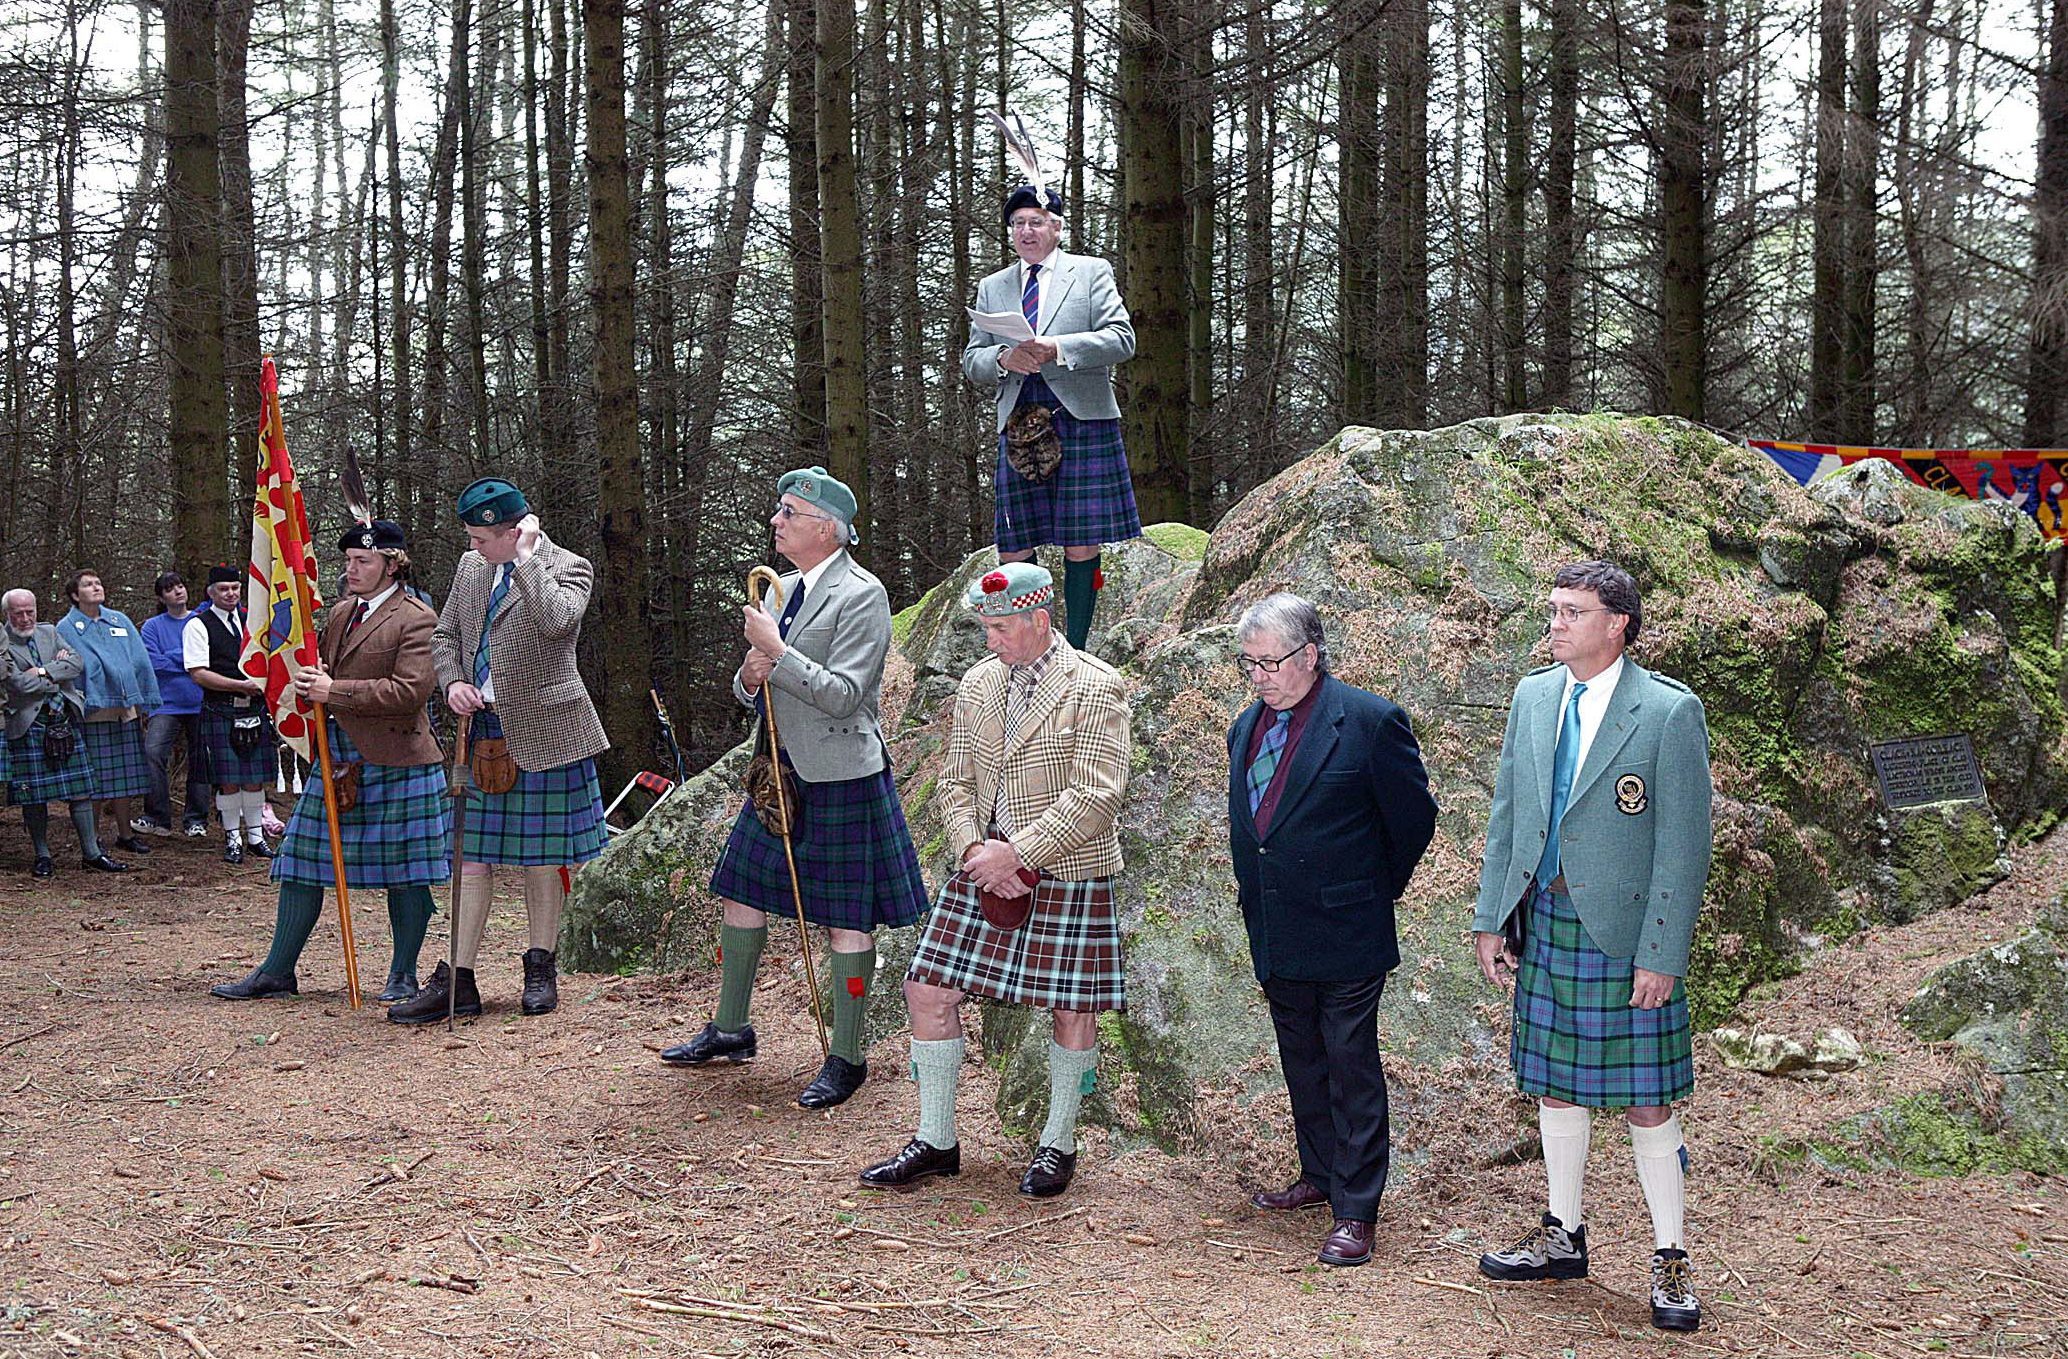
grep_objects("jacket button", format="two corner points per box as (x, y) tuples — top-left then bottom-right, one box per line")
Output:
(1655, 917), (1664, 925)
(1258, 848), (1268, 856)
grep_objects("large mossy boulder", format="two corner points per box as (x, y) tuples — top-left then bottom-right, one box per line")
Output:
(567, 414), (2067, 1156)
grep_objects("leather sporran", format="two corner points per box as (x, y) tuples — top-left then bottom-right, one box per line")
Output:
(741, 719), (797, 836)
(965, 867), (1041, 933)
(470, 736), (518, 795)
(1004, 403), (1063, 483)
(331, 761), (363, 814)
(39, 703), (76, 770)
(229, 710), (266, 757)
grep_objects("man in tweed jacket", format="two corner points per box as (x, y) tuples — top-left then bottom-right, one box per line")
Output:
(1471, 560), (1713, 1333)
(390, 477), (610, 1025)
(858, 561), (1131, 1200)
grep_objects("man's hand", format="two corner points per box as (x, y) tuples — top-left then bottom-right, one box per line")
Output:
(294, 662), (333, 705)
(742, 602), (785, 659)
(516, 513), (542, 561)
(1001, 338), (1057, 375)
(962, 838), (1030, 894)
(1475, 930), (1520, 989)
(1629, 967), (1676, 1010)
(739, 649), (775, 691)
(446, 681), (485, 715)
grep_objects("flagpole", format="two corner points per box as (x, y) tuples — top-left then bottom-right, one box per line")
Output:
(311, 704), (362, 1008)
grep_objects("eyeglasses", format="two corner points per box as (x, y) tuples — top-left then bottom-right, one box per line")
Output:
(1235, 645), (1308, 676)
(1545, 604), (1613, 625)
(772, 503), (831, 522)
(1008, 217), (1053, 233)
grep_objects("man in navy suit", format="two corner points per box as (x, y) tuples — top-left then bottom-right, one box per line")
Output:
(1226, 594), (1437, 1268)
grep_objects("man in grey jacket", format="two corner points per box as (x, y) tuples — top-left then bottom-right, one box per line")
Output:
(961, 183), (1140, 651)
(660, 467), (929, 1109)
(4, 589), (128, 876)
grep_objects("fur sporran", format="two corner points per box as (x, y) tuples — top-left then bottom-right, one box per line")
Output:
(1004, 403), (1063, 483)
(469, 736), (518, 795)
(741, 718), (797, 836)
(331, 761), (363, 814)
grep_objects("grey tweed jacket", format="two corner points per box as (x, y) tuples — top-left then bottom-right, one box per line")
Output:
(433, 531), (610, 772)
(4, 623), (87, 742)
(730, 552), (893, 784)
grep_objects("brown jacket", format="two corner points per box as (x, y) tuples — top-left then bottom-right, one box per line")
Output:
(320, 589), (444, 767)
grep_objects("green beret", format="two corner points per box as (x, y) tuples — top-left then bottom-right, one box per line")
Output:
(456, 477), (529, 527)
(965, 562), (1054, 617)
(777, 466), (860, 545)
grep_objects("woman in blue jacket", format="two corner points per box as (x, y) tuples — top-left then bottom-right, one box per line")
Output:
(59, 569), (161, 857)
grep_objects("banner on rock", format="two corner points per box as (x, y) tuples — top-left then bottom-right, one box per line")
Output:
(1751, 440), (2068, 540)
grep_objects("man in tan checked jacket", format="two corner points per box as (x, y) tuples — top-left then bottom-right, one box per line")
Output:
(858, 560), (1131, 1200)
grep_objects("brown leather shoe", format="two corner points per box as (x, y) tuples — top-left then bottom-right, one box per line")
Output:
(1251, 1178), (1328, 1212)
(1318, 1219), (1374, 1267)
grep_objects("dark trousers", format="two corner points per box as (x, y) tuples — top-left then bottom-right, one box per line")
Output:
(142, 711), (211, 826)
(1263, 972), (1391, 1224)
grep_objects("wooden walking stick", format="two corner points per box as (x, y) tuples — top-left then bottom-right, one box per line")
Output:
(447, 712), (473, 1033)
(746, 565), (831, 1059)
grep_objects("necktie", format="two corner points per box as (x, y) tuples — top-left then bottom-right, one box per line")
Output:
(1535, 681), (1590, 887)
(1247, 710), (1292, 815)
(343, 600), (369, 640)
(474, 563), (514, 686)
(777, 582), (805, 639)
(1021, 262), (1040, 332)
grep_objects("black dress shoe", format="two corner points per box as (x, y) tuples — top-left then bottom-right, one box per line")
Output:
(114, 837), (152, 855)
(1251, 1179), (1329, 1212)
(31, 856), (54, 879)
(222, 841), (245, 865)
(376, 969), (419, 1003)
(210, 966), (298, 1000)
(81, 854), (130, 873)
(520, 948), (558, 1015)
(1318, 1219), (1375, 1267)
(858, 1139), (960, 1188)
(1018, 1145), (1077, 1198)
(387, 961), (482, 1025)
(797, 1054), (867, 1109)
(244, 839), (277, 859)
(658, 1022), (757, 1066)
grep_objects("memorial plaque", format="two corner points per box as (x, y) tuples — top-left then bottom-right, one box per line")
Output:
(1870, 734), (1987, 809)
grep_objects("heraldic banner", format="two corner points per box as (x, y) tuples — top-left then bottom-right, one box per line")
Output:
(240, 356), (325, 761)
(1752, 440), (2068, 541)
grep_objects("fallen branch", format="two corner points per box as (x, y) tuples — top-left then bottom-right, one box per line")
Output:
(140, 1315), (218, 1359)
(981, 1206), (1085, 1241)
(630, 1297), (831, 1339)
(0, 1024), (57, 1053)
(407, 1272), (478, 1295)
(1411, 1275), (1487, 1298)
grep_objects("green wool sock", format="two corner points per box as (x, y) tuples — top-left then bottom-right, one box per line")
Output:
(261, 881), (325, 979)
(386, 886), (436, 977)
(1039, 1040), (1100, 1154)
(911, 1036), (964, 1149)
(1062, 556), (1101, 650)
(829, 947), (875, 1064)
(713, 923), (768, 1032)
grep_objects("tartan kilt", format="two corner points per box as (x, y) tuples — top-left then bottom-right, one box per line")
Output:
(81, 719), (150, 800)
(202, 706), (278, 785)
(708, 766), (928, 932)
(906, 872), (1126, 1012)
(272, 722), (451, 888)
(1511, 885), (1694, 1107)
(993, 375), (1143, 553)
(6, 719), (97, 806)
(461, 713), (606, 866)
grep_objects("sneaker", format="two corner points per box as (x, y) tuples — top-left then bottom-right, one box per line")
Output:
(1478, 1211), (1589, 1281)
(183, 820), (209, 839)
(1650, 1248), (1701, 1331)
(130, 816), (173, 839)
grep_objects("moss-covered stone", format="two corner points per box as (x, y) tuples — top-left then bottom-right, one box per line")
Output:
(1833, 1093), (2067, 1177)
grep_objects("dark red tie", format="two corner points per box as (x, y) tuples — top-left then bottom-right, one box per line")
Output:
(343, 600), (368, 639)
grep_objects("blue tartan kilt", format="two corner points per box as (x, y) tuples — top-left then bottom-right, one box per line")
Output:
(460, 709), (606, 866)
(6, 718), (97, 806)
(1511, 885), (1695, 1107)
(202, 706), (278, 785)
(708, 764), (929, 932)
(272, 722), (451, 888)
(81, 718), (150, 800)
(993, 374), (1144, 553)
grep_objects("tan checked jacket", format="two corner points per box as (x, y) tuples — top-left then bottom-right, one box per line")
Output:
(432, 531), (610, 771)
(938, 636), (1131, 880)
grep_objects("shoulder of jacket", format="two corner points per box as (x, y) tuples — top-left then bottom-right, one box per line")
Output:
(396, 594), (437, 620)
(1069, 649), (1125, 687)
(960, 656), (1007, 692)
(1644, 668), (1696, 697)
(1524, 663), (1561, 678)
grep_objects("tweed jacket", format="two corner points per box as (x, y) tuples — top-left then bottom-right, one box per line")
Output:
(961, 248), (1136, 432)
(320, 589), (444, 767)
(729, 552), (892, 784)
(1472, 660), (1714, 976)
(937, 635), (1130, 880)
(432, 531), (609, 771)
(4, 623), (88, 741)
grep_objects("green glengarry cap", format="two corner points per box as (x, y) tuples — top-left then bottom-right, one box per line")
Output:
(965, 561), (1054, 617)
(777, 465), (860, 545)
(456, 477), (529, 527)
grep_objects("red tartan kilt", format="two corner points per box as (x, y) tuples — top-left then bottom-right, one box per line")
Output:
(905, 873), (1126, 1012)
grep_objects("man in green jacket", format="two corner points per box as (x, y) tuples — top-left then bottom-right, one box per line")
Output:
(1470, 560), (1713, 1333)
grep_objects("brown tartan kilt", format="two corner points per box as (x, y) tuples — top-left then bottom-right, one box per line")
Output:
(905, 873), (1127, 1012)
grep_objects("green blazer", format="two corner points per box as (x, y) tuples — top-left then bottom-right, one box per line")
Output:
(1472, 659), (1713, 976)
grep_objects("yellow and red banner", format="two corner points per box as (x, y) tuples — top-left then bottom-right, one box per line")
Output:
(1751, 440), (2068, 540)
(240, 357), (325, 760)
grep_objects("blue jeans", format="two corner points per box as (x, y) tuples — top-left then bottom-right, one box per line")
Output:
(142, 711), (211, 827)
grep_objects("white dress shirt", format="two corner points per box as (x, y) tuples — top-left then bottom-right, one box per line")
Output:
(182, 604), (244, 671)
(1554, 654), (1625, 776)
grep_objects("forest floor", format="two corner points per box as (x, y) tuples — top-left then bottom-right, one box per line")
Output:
(0, 813), (2063, 1359)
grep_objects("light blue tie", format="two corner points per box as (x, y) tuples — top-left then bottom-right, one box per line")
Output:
(1535, 681), (1589, 887)
(1247, 710), (1292, 815)
(474, 562), (514, 687)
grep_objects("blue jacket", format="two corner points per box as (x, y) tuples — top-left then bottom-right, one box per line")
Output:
(58, 606), (161, 712)
(1227, 674), (1439, 983)
(141, 611), (205, 715)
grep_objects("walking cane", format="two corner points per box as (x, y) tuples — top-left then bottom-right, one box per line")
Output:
(447, 712), (473, 1034)
(746, 565), (831, 1060)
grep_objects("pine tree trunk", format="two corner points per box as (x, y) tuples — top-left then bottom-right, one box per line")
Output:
(1117, 0), (1190, 524)
(1839, 0), (1879, 443)
(1337, 7), (1378, 427)
(1659, 0), (1708, 422)
(217, 0), (259, 493)
(1377, 0), (1429, 428)
(788, 0), (826, 462)
(165, 0), (232, 572)
(1498, 0), (1527, 411)
(2028, 0), (2068, 447)
(1185, 8), (1215, 520)
(379, 0), (414, 530)
(420, 0), (469, 473)
(816, 0), (870, 538)
(1542, 0), (1577, 409)
(1242, 0), (1276, 459)
(1809, 0), (1845, 440)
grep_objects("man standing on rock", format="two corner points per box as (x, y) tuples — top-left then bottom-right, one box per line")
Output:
(1472, 560), (1713, 1332)
(658, 466), (930, 1109)
(1226, 594), (1436, 1268)
(857, 562), (1131, 1199)
(388, 478), (609, 1025)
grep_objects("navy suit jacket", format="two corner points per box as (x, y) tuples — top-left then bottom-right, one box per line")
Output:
(1227, 674), (1439, 983)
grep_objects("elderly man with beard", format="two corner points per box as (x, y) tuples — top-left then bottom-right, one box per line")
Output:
(5, 588), (129, 876)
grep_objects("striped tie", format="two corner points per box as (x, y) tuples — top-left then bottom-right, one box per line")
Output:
(1021, 262), (1040, 332)
(1247, 710), (1292, 815)
(473, 562), (514, 687)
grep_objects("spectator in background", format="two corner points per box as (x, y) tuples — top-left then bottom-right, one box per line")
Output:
(139, 571), (212, 837)
(58, 569), (160, 858)
(4, 588), (129, 876)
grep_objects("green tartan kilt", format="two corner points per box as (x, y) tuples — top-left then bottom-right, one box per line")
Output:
(905, 872), (1126, 1012)
(1511, 885), (1694, 1107)
(272, 722), (451, 888)
(81, 719), (150, 800)
(461, 756), (607, 867)
(6, 719), (98, 806)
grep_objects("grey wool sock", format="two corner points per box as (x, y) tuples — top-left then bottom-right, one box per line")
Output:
(1038, 1041), (1100, 1154)
(911, 1036), (964, 1149)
